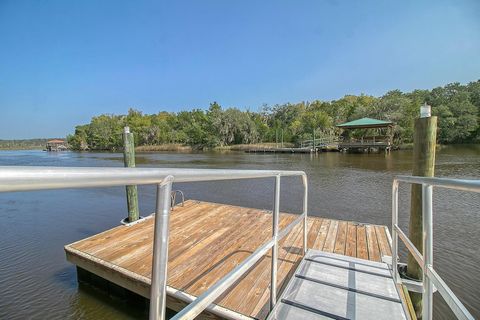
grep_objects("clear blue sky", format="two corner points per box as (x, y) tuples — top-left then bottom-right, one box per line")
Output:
(0, 0), (479, 139)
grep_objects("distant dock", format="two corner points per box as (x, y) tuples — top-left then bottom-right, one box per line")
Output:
(244, 143), (341, 153)
(45, 139), (68, 151)
(245, 147), (315, 153)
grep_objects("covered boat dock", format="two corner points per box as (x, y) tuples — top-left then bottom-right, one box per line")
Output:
(336, 118), (394, 152)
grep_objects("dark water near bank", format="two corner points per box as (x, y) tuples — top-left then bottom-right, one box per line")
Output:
(0, 146), (479, 319)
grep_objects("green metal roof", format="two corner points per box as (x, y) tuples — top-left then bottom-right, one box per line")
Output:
(336, 117), (393, 129)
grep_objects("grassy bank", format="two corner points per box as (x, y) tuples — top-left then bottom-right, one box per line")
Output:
(0, 146), (44, 150)
(135, 144), (192, 152)
(0, 138), (49, 150)
(134, 143), (297, 152)
(216, 143), (295, 151)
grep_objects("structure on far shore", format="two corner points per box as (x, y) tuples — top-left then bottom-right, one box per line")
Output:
(336, 117), (394, 153)
(45, 139), (68, 151)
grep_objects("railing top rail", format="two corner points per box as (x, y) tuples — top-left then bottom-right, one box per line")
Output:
(394, 175), (480, 193)
(0, 166), (306, 193)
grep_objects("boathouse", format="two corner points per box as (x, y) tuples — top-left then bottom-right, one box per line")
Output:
(46, 139), (67, 151)
(336, 117), (394, 152)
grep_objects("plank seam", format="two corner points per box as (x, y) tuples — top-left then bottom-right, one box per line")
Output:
(294, 274), (402, 303)
(280, 298), (349, 320)
(306, 253), (388, 269)
(303, 258), (393, 278)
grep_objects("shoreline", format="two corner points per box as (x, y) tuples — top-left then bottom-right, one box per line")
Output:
(0, 146), (44, 151)
(0, 143), (475, 152)
(135, 142), (296, 152)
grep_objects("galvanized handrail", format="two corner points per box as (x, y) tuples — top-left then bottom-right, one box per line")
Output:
(0, 166), (308, 320)
(392, 175), (479, 320)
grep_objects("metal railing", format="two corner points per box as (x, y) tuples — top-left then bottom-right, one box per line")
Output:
(300, 136), (341, 148)
(0, 166), (308, 320)
(392, 175), (480, 320)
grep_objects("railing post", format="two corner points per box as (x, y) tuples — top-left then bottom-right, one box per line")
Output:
(270, 175), (280, 311)
(422, 184), (434, 320)
(392, 179), (399, 283)
(302, 175), (308, 254)
(150, 176), (174, 320)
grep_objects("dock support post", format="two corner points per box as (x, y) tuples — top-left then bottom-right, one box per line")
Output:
(407, 106), (437, 319)
(270, 175), (280, 311)
(422, 184), (434, 320)
(302, 175), (308, 254)
(391, 179), (399, 284)
(150, 177), (174, 320)
(313, 129), (316, 150)
(123, 126), (139, 222)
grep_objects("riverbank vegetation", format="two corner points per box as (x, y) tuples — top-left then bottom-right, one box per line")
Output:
(0, 139), (48, 150)
(68, 80), (480, 150)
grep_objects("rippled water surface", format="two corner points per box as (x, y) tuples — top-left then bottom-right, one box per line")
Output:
(0, 146), (479, 319)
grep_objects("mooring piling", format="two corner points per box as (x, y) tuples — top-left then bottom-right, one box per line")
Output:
(407, 103), (437, 318)
(123, 126), (140, 222)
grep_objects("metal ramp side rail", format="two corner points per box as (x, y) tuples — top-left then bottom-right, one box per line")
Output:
(392, 176), (479, 320)
(0, 166), (308, 320)
(267, 176), (479, 320)
(267, 250), (408, 320)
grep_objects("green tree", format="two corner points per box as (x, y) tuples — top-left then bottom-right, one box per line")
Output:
(67, 125), (89, 150)
(67, 80), (480, 150)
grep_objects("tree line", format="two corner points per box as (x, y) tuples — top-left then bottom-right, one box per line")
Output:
(67, 80), (480, 150)
(0, 139), (50, 150)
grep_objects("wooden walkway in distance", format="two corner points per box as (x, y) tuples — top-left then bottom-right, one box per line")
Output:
(65, 200), (394, 320)
(245, 147), (315, 153)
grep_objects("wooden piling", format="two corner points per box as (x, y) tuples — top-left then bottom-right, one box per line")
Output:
(407, 114), (437, 318)
(123, 126), (139, 222)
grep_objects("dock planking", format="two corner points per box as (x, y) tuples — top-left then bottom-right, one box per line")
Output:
(65, 200), (393, 320)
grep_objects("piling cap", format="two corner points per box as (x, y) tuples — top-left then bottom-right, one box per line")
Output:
(420, 103), (431, 118)
(124, 126), (130, 133)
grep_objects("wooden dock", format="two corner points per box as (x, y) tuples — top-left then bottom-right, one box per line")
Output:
(339, 141), (392, 153)
(65, 200), (401, 319)
(245, 147), (314, 153)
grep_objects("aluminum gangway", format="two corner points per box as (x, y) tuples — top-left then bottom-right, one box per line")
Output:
(267, 250), (407, 320)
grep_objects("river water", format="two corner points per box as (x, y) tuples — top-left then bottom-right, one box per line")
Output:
(0, 146), (478, 319)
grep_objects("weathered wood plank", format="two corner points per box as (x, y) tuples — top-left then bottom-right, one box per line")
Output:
(306, 218), (322, 249)
(312, 218), (331, 251)
(366, 224), (381, 262)
(357, 224), (369, 260)
(322, 220), (338, 252)
(345, 222), (357, 258)
(375, 225), (392, 258)
(333, 221), (348, 255)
